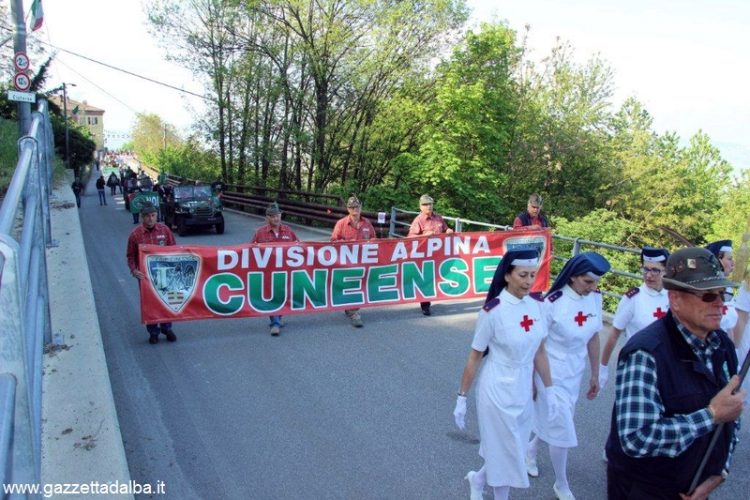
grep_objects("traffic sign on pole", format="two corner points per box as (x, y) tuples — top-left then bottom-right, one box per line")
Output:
(7, 90), (35, 103)
(14, 52), (30, 72)
(13, 72), (31, 91)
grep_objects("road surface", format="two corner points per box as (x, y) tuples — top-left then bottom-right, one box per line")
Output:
(75, 176), (750, 499)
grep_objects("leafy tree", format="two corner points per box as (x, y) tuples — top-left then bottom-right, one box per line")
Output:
(409, 24), (520, 221)
(130, 112), (181, 165)
(608, 98), (732, 245)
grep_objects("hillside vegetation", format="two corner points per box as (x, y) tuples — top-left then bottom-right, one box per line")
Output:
(134, 2), (748, 258)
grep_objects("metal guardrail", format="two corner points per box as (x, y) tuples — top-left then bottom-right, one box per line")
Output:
(389, 207), (644, 305)
(0, 98), (55, 493)
(153, 177), (645, 302)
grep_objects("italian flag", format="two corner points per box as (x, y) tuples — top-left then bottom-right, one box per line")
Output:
(30, 0), (44, 32)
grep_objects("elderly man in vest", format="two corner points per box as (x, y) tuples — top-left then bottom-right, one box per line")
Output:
(513, 193), (549, 230)
(605, 247), (745, 499)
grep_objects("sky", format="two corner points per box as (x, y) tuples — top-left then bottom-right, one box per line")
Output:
(30, 0), (750, 170)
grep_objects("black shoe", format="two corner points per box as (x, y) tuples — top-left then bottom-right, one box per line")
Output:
(149, 335), (159, 344)
(162, 330), (177, 342)
(421, 305), (431, 316)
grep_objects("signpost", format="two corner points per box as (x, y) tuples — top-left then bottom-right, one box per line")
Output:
(13, 72), (31, 92)
(14, 51), (30, 72)
(7, 90), (35, 103)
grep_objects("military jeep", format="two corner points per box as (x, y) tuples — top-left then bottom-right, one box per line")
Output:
(163, 184), (225, 236)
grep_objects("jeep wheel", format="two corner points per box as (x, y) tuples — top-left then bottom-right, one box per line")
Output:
(177, 217), (188, 236)
(216, 220), (225, 234)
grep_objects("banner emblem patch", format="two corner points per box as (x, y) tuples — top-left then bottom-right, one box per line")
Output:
(146, 254), (200, 312)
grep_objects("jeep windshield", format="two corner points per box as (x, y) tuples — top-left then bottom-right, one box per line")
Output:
(173, 185), (213, 200)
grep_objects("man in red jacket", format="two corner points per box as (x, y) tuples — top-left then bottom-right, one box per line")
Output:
(331, 196), (376, 327)
(126, 203), (177, 344)
(408, 194), (453, 315)
(252, 202), (299, 335)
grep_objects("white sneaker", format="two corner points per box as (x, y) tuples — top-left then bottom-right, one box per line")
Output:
(553, 483), (576, 500)
(525, 455), (539, 477)
(464, 471), (483, 500)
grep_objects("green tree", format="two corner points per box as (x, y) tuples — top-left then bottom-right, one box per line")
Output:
(608, 99), (732, 245)
(131, 112), (181, 165)
(411, 23), (520, 220)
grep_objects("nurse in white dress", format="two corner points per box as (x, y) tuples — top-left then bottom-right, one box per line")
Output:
(599, 247), (670, 389)
(453, 249), (556, 500)
(706, 240), (737, 336)
(735, 284), (750, 357)
(526, 252), (610, 500)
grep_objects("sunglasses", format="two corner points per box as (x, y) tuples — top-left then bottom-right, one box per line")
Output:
(681, 290), (733, 303)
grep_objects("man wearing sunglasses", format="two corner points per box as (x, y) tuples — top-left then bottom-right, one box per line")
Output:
(606, 247), (745, 500)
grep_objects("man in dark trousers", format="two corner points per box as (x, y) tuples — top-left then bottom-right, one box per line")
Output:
(513, 193), (549, 230)
(605, 247), (745, 499)
(71, 178), (83, 208)
(95, 175), (107, 206)
(126, 203), (178, 345)
(251, 202), (299, 336)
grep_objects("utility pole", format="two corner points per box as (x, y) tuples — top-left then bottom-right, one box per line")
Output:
(10, 0), (31, 135)
(62, 83), (77, 175)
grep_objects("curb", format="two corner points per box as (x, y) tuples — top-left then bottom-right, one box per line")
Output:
(41, 170), (133, 497)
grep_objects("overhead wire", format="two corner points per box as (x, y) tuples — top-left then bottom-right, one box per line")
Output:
(35, 38), (211, 101)
(54, 57), (139, 114)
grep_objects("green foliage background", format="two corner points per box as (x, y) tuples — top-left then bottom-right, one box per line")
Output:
(3, 1), (748, 284)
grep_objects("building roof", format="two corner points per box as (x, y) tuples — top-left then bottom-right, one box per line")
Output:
(48, 96), (105, 115)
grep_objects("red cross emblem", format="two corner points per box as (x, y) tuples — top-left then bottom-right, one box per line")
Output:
(520, 314), (534, 332)
(653, 307), (666, 319)
(722, 305), (728, 315)
(574, 311), (587, 326)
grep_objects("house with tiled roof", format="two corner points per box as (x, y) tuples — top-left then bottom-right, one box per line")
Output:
(48, 96), (106, 150)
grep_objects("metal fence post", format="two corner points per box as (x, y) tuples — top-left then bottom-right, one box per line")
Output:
(572, 238), (581, 257)
(389, 207), (397, 237)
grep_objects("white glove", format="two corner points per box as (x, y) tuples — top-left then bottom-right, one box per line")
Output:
(544, 386), (560, 423)
(453, 395), (467, 430)
(598, 364), (609, 390)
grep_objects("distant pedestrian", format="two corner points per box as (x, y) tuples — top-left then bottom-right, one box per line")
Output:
(331, 196), (376, 327)
(252, 202), (299, 336)
(513, 193), (550, 230)
(71, 178), (83, 208)
(408, 194), (453, 316)
(118, 168), (126, 194)
(211, 179), (226, 197)
(95, 175), (107, 205)
(126, 202), (178, 345)
(107, 172), (119, 196)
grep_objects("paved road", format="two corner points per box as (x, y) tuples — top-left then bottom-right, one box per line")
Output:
(76, 176), (750, 499)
